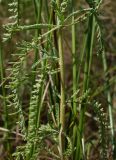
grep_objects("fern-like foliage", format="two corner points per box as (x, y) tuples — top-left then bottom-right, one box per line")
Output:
(25, 73), (44, 156)
(3, 0), (19, 42)
(26, 124), (72, 160)
(51, 0), (69, 23)
(31, 124), (59, 160)
(93, 101), (108, 159)
(13, 146), (25, 160)
(6, 48), (27, 138)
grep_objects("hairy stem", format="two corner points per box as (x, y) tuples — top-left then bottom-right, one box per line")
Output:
(56, 0), (65, 159)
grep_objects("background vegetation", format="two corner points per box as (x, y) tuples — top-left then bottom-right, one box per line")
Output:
(0, 0), (116, 159)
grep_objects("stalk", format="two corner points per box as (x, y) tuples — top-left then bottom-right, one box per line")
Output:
(72, 0), (77, 119)
(0, 44), (9, 151)
(71, 0), (78, 156)
(57, 0), (65, 132)
(45, 5), (60, 128)
(33, 0), (43, 128)
(44, 0), (50, 21)
(17, 0), (20, 25)
(58, 21), (65, 157)
(56, 0), (65, 158)
(0, 45), (8, 133)
(102, 50), (115, 157)
(75, 15), (96, 160)
(52, 9), (60, 101)
(32, 0), (42, 81)
(34, 0), (42, 29)
(26, 1), (43, 159)
(33, 1), (49, 132)
(73, 24), (88, 159)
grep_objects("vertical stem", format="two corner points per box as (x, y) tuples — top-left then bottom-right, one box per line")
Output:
(34, 0), (42, 24)
(72, 0), (77, 119)
(52, 10), (60, 99)
(71, 0), (78, 157)
(58, 28), (65, 130)
(77, 32), (88, 84)
(0, 44), (9, 151)
(56, 0), (65, 128)
(72, 17), (88, 160)
(32, 0), (42, 81)
(72, 28), (88, 158)
(56, 0), (65, 158)
(17, 0), (20, 25)
(57, 0), (65, 132)
(44, 0), (50, 21)
(102, 50), (115, 156)
(26, 1), (43, 159)
(33, 0), (42, 128)
(83, 16), (96, 90)
(75, 15), (96, 160)
(0, 45), (8, 130)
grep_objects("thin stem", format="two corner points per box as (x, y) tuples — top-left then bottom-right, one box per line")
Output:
(73, 21), (88, 159)
(33, 0), (43, 128)
(0, 44), (9, 151)
(72, 0), (77, 120)
(32, 0), (42, 80)
(83, 16), (96, 90)
(52, 9), (60, 100)
(102, 50), (115, 157)
(0, 45), (8, 130)
(44, 0), (50, 22)
(17, 0), (20, 25)
(71, 0), (78, 157)
(77, 31), (88, 84)
(26, 1), (43, 159)
(47, 8), (60, 127)
(57, 0), (65, 132)
(56, 0), (65, 159)
(75, 15), (96, 160)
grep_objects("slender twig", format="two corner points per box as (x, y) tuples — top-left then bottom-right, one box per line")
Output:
(0, 127), (23, 137)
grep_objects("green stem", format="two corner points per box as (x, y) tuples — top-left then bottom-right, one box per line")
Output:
(26, 1), (43, 159)
(83, 16), (96, 90)
(46, 6), (60, 128)
(44, 0), (50, 21)
(52, 9), (60, 101)
(56, 0), (65, 159)
(77, 31), (88, 84)
(17, 0), (20, 25)
(75, 15), (96, 160)
(58, 24), (65, 157)
(33, 0), (43, 128)
(71, 0), (78, 157)
(57, 0), (65, 132)
(0, 44), (9, 151)
(102, 50), (115, 156)
(32, 0), (42, 81)
(72, 0), (77, 120)
(0, 45), (8, 130)
(73, 21), (88, 159)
